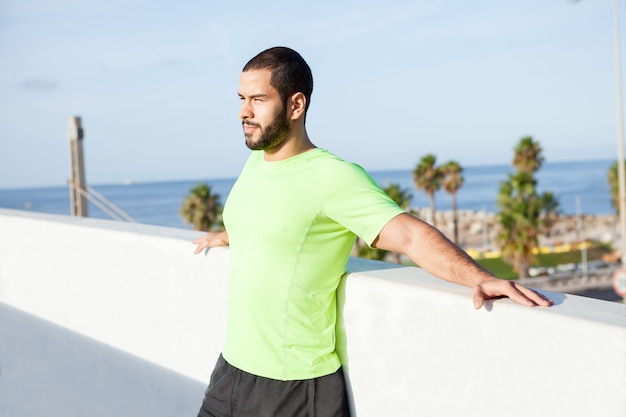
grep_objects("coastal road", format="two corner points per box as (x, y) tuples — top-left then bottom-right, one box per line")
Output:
(575, 288), (624, 303)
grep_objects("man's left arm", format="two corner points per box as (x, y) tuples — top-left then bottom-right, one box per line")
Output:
(373, 213), (553, 309)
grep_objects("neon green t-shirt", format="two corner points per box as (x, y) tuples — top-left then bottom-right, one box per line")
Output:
(221, 148), (404, 380)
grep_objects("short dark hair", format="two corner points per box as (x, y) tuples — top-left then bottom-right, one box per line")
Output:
(243, 46), (313, 114)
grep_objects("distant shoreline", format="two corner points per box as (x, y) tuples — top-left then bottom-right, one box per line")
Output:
(413, 208), (617, 253)
(0, 157), (615, 192)
(0, 159), (615, 226)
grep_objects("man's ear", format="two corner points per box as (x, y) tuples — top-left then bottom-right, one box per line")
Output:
(289, 92), (307, 121)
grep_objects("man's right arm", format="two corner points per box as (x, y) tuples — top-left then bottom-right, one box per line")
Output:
(192, 230), (229, 255)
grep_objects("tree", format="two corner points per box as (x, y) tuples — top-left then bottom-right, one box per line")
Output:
(385, 182), (413, 263)
(440, 160), (464, 244)
(497, 172), (542, 278)
(384, 182), (412, 211)
(355, 240), (388, 261)
(496, 137), (551, 279)
(413, 154), (443, 227)
(355, 182), (413, 263)
(513, 136), (544, 174)
(607, 160), (626, 214)
(180, 183), (224, 231)
(540, 191), (561, 237)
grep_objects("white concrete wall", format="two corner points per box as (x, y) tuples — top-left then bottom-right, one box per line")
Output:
(1, 208), (625, 417)
(0, 302), (206, 417)
(0, 209), (227, 383)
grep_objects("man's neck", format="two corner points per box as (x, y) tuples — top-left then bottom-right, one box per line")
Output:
(263, 129), (316, 161)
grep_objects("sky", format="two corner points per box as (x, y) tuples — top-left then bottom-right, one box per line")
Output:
(0, 0), (622, 189)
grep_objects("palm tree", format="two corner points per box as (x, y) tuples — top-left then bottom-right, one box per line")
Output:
(384, 182), (412, 263)
(383, 182), (412, 210)
(355, 182), (413, 263)
(355, 241), (388, 262)
(607, 160), (626, 214)
(496, 136), (551, 279)
(540, 191), (561, 237)
(513, 136), (544, 174)
(497, 171), (542, 279)
(413, 154), (443, 227)
(180, 183), (223, 231)
(498, 136), (558, 278)
(440, 160), (464, 244)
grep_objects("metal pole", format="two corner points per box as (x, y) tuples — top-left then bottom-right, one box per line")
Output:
(613, 0), (626, 302)
(68, 116), (88, 217)
(576, 196), (589, 280)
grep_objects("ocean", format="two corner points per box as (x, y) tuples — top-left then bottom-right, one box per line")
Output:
(0, 159), (615, 229)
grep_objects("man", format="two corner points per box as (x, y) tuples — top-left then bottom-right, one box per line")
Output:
(193, 46), (552, 417)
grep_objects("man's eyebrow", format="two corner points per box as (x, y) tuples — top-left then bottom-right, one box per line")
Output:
(238, 92), (269, 99)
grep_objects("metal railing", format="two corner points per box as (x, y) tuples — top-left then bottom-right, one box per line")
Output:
(68, 180), (136, 222)
(520, 266), (619, 293)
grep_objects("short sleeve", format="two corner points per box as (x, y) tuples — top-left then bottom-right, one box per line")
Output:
(313, 160), (405, 246)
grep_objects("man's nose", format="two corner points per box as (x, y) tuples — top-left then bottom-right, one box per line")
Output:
(239, 100), (252, 120)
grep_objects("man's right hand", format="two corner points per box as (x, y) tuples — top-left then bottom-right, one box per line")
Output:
(192, 231), (229, 255)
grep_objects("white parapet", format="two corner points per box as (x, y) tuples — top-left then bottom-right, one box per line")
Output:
(0, 208), (625, 417)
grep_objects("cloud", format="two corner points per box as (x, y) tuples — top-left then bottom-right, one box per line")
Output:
(17, 77), (60, 92)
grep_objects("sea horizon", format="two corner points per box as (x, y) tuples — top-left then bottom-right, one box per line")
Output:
(0, 156), (617, 190)
(0, 158), (616, 229)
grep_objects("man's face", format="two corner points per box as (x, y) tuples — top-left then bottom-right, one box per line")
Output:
(238, 69), (290, 151)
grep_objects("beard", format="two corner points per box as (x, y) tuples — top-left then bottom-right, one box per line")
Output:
(244, 108), (291, 151)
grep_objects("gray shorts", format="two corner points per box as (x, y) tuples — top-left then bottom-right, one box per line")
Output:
(197, 354), (351, 417)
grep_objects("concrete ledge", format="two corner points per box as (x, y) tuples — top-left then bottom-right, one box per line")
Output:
(338, 267), (626, 416)
(1, 208), (625, 417)
(0, 209), (228, 383)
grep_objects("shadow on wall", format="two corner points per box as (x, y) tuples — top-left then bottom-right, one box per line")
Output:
(0, 302), (206, 417)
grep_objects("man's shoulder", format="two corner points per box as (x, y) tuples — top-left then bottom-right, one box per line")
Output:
(306, 149), (364, 172)
(310, 149), (371, 180)
(301, 150), (380, 195)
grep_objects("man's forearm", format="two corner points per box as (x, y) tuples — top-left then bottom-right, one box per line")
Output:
(375, 213), (496, 287)
(406, 222), (496, 287)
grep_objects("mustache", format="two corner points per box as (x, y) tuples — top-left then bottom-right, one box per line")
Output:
(242, 120), (261, 128)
